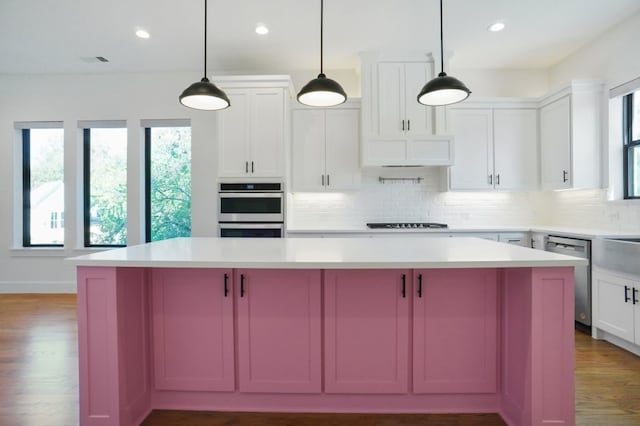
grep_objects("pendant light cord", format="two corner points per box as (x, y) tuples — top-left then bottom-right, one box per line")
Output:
(204, 0), (208, 78)
(320, 0), (324, 74)
(439, 0), (444, 73)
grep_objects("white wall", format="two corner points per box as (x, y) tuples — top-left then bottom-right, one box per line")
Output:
(542, 10), (640, 230)
(549, 12), (640, 90)
(0, 71), (218, 292)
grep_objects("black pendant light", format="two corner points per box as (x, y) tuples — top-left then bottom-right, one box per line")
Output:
(417, 0), (471, 106)
(179, 0), (230, 110)
(297, 0), (347, 107)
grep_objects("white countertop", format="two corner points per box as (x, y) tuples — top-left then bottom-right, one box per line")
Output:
(68, 237), (587, 269)
(286, 225), (640, 239)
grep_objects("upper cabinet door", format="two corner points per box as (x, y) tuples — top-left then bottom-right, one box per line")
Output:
(325, 108), (361, 190)
(540, 96), (571, 190)
(218, 91), (250, 177)
(218, 87), (285, 178)
(249, 88), (285, 177)
(449, 108), (494, 190)
(493, 109), (539, 191)
(377, 62), (405, 136)
(292, 109), (326, 192)
(403, 62), (433, 135)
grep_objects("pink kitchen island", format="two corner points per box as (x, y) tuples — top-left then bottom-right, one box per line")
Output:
(69, 237), (586, 426)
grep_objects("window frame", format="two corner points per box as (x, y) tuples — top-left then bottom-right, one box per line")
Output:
(143, 123), (192, 243)
(21, 127), (64, 247)
(623, 92), (640, 199)
(83, 126), (128, 248)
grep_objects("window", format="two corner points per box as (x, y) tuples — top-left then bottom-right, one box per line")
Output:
(624, 91), (640, 199)
(144, 125), (192, 242)
(21, 126), (65, 246)
(83, 125), (127, 246)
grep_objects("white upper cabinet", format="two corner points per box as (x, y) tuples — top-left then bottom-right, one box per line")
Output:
(216, 77), (292, 179)
(292, 102), (361, 192)
(539, 81), (603, 190)
(376, 62), (432, 136)
(448, 109), (493, 190)
(360, 52), (453, 167)
(448, 101), (538, 191)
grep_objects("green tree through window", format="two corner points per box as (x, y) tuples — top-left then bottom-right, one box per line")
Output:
(146, 127), (192, 241)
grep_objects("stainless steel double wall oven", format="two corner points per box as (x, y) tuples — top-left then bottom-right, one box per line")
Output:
(218, 183), (284, 238)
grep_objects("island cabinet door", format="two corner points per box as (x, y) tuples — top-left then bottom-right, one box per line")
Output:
(412, 269), (498, 394)
(151, 268), (235, 391)
(236, 269), (322, 393)
(324, 269), (410, 394)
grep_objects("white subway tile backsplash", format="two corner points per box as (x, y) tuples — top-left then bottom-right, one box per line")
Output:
(288, 171), (640, 232)
(288, 170), (541, 229)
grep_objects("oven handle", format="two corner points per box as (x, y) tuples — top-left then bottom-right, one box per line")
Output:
(219, 193), (283, 198)
(219, 223), (284, 229)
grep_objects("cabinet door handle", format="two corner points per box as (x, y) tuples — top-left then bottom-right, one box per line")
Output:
(251, 161), (254, 173)
(407, 119), (410, 131)
(321, 175), (325, 186)
(496, 174), (500, 185)
(240, 274), (245, 298)
(224, 273), (229, 297)
(245, 161), (249, 174)
(327, 174), (330, 186)
(625, 285), (631, 303)
(488, 174), (493, 185)
(401, 274), (406, 298)
(562, 170), (568, 183)
(417, 274), (423, 298)
(634, 288), (638, 305)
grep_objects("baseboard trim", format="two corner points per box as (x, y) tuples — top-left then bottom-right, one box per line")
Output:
(0, 281), (77, 294)
(594, 328), (640, 357)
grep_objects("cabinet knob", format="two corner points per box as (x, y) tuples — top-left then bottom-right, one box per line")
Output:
(625, 285), (631, 303)
(496, 174), (500, 185)
(417, 274), (423, 298)
(634, 288), (638, 305)
(327, 174), (330, 186)
(245, 161), (249, 174)
(223, 273), (229, 297)
(407, 119), (410, 131)
(562, 170), (568, 183)
(251, 161), (254, 173)
(240, 274), (245, 297)
(488, 174), (493, 185)
(321, 175), (325, 186)
(402, 119), (405, 131)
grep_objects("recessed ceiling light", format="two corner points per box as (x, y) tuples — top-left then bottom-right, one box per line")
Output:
(488, 22), (505, 32)
(136, 29), (150, 39)
(255, 24), (269, 35)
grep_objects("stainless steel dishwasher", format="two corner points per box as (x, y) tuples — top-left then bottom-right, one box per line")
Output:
(545, 235), (592, 328)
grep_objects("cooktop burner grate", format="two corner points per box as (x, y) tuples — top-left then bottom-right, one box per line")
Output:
(366, 222), (448, 229)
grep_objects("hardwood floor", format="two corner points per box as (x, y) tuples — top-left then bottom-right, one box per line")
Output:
(1, 294), (639, 425)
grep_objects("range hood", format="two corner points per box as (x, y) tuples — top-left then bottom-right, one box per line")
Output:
(361, 134), (454, 167)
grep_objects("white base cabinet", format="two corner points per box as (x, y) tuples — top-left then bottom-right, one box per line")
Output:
(448, 101), (538, 191)
(593, 267), (640, 344)
(292, 102), (361, 192)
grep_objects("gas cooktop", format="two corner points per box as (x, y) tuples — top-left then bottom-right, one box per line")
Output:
(366, 222), (448, 229)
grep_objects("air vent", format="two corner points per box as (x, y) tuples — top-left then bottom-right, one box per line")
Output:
(80, 56), (110, 63)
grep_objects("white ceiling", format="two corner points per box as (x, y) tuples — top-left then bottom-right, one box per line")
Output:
(1, 0), (639, 75)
